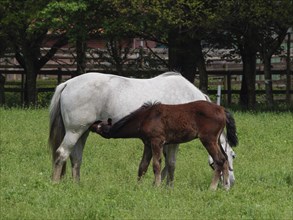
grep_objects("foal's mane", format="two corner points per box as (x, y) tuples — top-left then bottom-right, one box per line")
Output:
(109, 101), (160, 133)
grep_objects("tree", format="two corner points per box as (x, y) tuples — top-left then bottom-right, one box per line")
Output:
(253, 1), (293, 108)
(0, 7), (9, 105)
(0, 0), (68, 105)
(258, 27), (288, 108)
(40, 0), (127, 76)
(37, 1), (88, 76)
(107, 0), (220, 92)
(163, 0), (221, 92)
(217, 0), (293, 108)
(216, 1), (258, 108)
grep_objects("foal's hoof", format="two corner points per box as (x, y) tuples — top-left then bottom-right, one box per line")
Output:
(52, 178), (60, 184)
(209, 186), (217, 191)
(153, 181), (161, 187)
(223, 184), (230, 191)
(209, 183), (218, 191)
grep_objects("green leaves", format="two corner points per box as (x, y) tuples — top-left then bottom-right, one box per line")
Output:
(35, 1), (88, 35)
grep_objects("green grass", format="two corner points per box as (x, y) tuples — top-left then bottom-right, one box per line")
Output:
(0, 108), (292, 219)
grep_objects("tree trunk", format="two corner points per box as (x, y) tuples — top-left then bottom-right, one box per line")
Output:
(240, 74), (248, 107)
(22, 45), (39, 106)
(168, 29), (183, 72)
(238, 28), (258, 109)
(194, 39), (208, 93)
(24, 61), (38, 106)
(14, 34), (68, 107)
(257, 28), (288, 108)
(286, 32), (292, 104)
(168, 30), (202, 85)
(240, 51), (256, 109)
(76, 37), (87, 76)
(263, 55), (274, 108)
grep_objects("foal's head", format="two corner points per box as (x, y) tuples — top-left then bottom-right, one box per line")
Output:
(90, 118), (112, 136)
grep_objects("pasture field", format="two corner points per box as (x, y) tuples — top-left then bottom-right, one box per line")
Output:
(0, 108), (292, 219)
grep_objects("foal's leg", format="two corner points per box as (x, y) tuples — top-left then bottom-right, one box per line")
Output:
(162, 144), (179, 187)
(221, 160), (230, 190)
(210, 159), (229, 190)
(201, 139), (229, 190)
(151, 140), (163, 186)
(52, 131), (82, 183)
(138, 144), (152, 181)
(70, 130), (89, 182)
(212, 151), (229, 191)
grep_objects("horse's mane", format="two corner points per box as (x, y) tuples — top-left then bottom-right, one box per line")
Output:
(109, 101), (161, 134)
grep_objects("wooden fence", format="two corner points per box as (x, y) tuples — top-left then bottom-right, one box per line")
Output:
(1, 47), (292, 105)
(1, 69), (292, 106)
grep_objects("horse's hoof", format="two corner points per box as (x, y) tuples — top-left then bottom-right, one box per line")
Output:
(166, 182), (174, 188)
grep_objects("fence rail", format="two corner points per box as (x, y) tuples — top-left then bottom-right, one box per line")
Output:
(1, 46), (292, 105)
(1, 69), (292, 106)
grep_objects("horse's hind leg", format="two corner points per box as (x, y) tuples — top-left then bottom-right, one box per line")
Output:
(162, 144), (179, 187)
(70, 131), (89, 182)
(52, 131), (82, 183)
(161, 146), (168, 180)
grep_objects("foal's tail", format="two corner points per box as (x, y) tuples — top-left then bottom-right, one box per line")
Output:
(48, 82), (67, 162)
(225, 110), (238, 147)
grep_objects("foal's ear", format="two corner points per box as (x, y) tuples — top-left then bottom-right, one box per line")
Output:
(107, 118), (112, 125)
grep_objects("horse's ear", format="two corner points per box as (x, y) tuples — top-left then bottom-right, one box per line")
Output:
(107, 118), (112, 125)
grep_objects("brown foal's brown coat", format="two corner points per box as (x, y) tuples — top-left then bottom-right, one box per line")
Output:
(91, 100), (238, 190)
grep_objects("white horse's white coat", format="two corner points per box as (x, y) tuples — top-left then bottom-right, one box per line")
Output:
(49, 72), (235, 185)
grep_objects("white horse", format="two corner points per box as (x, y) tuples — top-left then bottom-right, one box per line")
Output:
(49, 72), (236, 186)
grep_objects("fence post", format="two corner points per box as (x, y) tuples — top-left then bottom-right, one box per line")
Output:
(286, 31), (292, 104)
(21, 72), (25, 106)
(217, 84), (221, 105)
(227, 73), (232, 105)
(0, 74), (5, 105)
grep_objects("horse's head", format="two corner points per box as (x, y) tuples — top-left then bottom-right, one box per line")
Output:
(224, 142), (236, 186)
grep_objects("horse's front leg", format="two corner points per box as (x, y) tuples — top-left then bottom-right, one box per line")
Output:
(151, 140), (163, 187)
(70, 131), (89, 182)
(138, 143), (152, 182)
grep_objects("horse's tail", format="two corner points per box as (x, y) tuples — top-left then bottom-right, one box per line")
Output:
(225, 109), (238, 147)
(48, 82), (67, 162)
